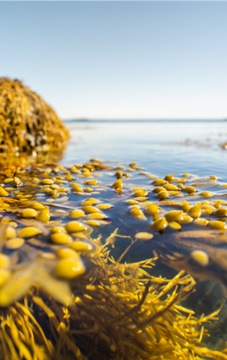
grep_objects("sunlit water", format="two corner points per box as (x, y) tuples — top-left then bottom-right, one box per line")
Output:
(63, 120), (227, 180)
(61, 121), (227, 349)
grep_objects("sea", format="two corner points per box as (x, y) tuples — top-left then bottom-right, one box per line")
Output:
(63, 120), (227, 181)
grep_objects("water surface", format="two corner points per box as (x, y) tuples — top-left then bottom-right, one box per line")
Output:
(63, 120), (227, 180)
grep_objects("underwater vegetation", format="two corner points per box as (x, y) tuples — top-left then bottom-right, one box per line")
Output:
(1, 159), (227, 359)
(0, 78), (70, 155)
(1, 242), (227, 360)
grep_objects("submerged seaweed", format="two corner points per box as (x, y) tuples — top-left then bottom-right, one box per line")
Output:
(1, 159), (227, 358)
(1, 243), (226, 360)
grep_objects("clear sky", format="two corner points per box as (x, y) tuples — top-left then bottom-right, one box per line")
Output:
(1, 2), (227, 120)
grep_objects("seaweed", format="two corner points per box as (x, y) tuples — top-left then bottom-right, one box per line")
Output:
(1, 159), (227, 358)
(1, 234), (227, 360)
(0, 78), (70, 155)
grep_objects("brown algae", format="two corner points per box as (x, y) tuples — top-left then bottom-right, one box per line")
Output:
(0, 78), (70, 154)
(0, 159), (227, 358)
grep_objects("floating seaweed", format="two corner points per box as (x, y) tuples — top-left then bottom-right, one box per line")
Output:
(1, 159), (227, 358)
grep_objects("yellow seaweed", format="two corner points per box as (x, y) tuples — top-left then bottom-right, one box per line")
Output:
(1, 158), (227, 359)
(0, 78), (70, 155)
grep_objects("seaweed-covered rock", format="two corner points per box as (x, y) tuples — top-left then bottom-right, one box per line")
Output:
(0, 78), (70, 154)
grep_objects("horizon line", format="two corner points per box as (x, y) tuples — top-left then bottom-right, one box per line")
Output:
(62, 118), (227, 123)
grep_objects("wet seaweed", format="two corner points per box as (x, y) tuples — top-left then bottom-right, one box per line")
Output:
(1, 159), (227, 358)
(1, 235), (227, 360)
(0, 78), (70, 155)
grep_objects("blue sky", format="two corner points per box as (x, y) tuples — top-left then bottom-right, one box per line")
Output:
(1, 2), (227, 120)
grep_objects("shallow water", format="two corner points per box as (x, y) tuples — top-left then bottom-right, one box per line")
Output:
(62, 120), (227, 349)
(64, 120), (227, 179)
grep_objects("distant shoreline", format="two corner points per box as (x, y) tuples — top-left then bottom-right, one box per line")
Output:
(63, 119), (226, 123)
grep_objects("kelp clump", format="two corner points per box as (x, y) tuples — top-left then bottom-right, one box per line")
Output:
(0, 78), (70, 154)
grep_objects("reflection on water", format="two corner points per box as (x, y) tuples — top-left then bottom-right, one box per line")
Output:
(64, 120), (227, 179)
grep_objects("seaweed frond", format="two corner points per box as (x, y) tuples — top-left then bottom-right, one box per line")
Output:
(1, 239), (227, 360)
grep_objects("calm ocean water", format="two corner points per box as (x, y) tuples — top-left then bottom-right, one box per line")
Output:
(63, 120), (227, 180)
